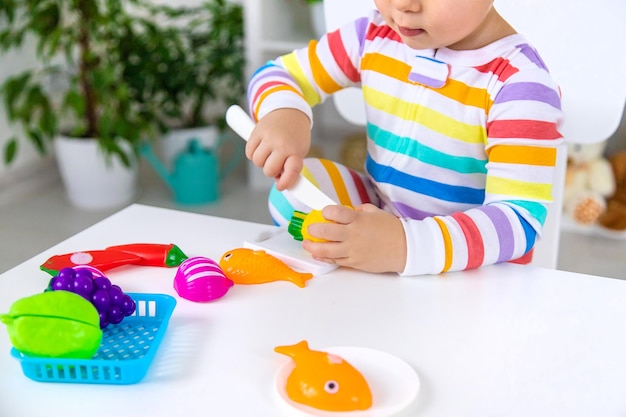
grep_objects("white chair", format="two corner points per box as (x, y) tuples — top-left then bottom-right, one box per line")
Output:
(323, 0), (626, 269)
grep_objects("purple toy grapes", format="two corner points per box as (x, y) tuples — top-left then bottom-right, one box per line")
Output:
(120, 294), (136, 316)
(93, 276), (112, 292)
(51, 268), (75, 292)
(109, 285), (124, 306)
(48, 266), (135, 328)
(73, 270), (95, 299)
(91, 289), (111, 312)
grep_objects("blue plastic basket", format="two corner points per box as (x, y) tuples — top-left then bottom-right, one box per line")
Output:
(10, 293), (176, 385)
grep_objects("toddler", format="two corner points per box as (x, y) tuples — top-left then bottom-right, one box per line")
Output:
(245, 0), (563, 275)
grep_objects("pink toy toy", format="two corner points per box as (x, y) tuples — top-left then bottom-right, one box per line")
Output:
(173, 257), (233, 302)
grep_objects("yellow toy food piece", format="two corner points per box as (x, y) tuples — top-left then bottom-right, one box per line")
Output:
(301, 210), (331, 242)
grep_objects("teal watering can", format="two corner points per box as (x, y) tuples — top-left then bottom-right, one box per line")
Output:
(142, 136), (242, 205)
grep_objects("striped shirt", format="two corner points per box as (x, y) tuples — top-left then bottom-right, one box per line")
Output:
(248, 10), (563, 275)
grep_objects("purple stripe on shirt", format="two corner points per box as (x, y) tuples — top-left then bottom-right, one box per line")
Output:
(494, 82), (561, 109)
(408, 72), (446, 88)
(393, 201), (437, 220)
(477, 205), (515, 262)
(517, 43), (548, 71)
(248, 67), (299, 99)
(355, 17), (369, 56)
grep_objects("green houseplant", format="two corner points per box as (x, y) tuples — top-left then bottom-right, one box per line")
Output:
(0, 0), (169, 209)
(122, 0), (246, 170)
(0, 0), (162, 166)
(124, 0), (246, 132)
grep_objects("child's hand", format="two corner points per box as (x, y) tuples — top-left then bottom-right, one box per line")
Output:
(302, 204), (407, 273)
(246, 108), (311, 191)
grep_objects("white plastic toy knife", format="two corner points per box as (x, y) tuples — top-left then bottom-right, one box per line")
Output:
(226, 105), (338, 210)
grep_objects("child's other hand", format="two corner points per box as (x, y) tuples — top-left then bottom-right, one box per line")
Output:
(302, 204), (407, 273)
(246, 108), (311, 190)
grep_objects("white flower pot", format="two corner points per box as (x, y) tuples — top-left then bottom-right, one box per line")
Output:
(54, 135), (139, 211)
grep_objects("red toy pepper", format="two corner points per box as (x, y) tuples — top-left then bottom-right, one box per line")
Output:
(106, 243), (188, 267)
(40, 243), (188, 276)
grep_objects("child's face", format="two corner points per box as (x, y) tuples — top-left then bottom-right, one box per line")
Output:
(374, 0), (499, 50)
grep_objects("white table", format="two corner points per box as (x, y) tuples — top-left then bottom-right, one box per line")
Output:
(1, 204), (625, 416)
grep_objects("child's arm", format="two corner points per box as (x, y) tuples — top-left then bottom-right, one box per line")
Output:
(246, 17), (367, 186)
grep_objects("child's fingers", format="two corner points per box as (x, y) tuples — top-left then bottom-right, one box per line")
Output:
(357, 203), (380, 212)
(322, 205), (356, 224)
(275, 170), (299, 191)
(275, 155), (303, 190)
(261, 150), (283, 176)
(250, 144), (271, 169)
(244, 135), (260, 160)
(303, 240), (348, 261)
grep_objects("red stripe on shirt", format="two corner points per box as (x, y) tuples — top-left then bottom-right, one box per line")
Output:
(474, 58), (519, 82)
(487, 119), (562, 140)
(366, 23), (402, 43)
(251, 80), (286, 107)
(348, 169), (371, 206)
(327, 30), (360, 83)
(452, 212), (484, 270)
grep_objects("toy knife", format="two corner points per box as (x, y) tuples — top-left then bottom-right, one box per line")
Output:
(226, 105), (338, 210)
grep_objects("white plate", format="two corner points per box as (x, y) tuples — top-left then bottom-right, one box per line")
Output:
(274, 346), (420, 417)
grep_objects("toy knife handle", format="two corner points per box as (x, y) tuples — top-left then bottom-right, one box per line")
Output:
(226, 105), (255, 142)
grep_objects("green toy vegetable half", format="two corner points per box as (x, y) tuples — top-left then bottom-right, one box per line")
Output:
(0, 291), (103, 359)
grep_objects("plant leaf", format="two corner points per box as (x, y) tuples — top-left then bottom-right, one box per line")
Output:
(3, 138), (18, 165)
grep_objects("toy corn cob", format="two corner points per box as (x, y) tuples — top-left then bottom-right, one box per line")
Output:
(288, 211), (308, 241)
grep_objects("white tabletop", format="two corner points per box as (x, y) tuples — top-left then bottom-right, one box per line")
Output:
(1, 204), (626, 416)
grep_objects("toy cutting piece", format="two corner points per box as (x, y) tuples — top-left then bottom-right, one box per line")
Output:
(174, 256), (234, 302)
(0, 291), (102, 359)
(106, 243), (188, 267)
(274, 340), (373, 412)
(40, 243), (188, 276)
(219, 248), (313, 288)
(288, 210), (332, 242)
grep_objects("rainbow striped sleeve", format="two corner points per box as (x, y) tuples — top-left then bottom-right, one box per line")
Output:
(247, 17), (369, 121)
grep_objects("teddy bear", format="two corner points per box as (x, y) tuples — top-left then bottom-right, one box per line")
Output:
(597, 151), (626, 231)
(563, 141), (616, 225)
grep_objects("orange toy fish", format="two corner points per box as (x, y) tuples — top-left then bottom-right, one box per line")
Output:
(219, 248), (313, 288)
(275, 340), (373, 412)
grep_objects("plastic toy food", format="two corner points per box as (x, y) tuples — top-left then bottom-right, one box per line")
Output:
(288, 210), (331, 242)
(47, 266), (136, 328)
(174, 256), (234, 302)
(0, 291), (103, 359)
(274, 340), (373, 412)
(40, 243), (188, 276)
(106, 243), (188, 267)
(219, 248), (313, 288)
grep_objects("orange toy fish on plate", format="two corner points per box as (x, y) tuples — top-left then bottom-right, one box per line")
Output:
(274, 340), (373, 412)
(219, 248), (314, 288)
